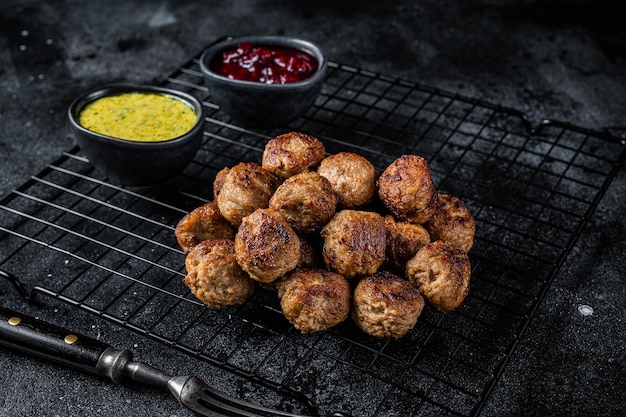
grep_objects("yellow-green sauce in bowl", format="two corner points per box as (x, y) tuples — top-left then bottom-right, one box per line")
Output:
(78, 92), (198, 142)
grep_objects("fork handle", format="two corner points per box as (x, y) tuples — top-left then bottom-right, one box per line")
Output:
(0, 306), (110, 375)
(0, 306), (171, 387)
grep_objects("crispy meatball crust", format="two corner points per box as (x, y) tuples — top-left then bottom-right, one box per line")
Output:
(262, 132), (326, 179)
(217, 162), (279, 227)
(212, 167), (230, 201)
(317, 152), (377, 209)
(377, 155), (438, 224)
(383, 215), (431, 275)
(405, 240), (471, 312)
(174, 202), (235, 254)
(235, 208), (301, 283)
(352, 271), (425, 339)
(425, 194), (476, 253)
(276, 268), (351, 333)
(321, 210), (386, 278)
(184, 239), (255, 309)
(269, 171), (338, 234)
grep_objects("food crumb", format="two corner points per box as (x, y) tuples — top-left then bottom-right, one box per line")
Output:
(577, 304), (594, 316)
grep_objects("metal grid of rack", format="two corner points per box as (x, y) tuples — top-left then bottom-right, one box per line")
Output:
(1, 49), (625, 417)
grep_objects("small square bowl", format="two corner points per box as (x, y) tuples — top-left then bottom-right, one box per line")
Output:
(68, 84), (205, 186)
(199, 36), (327, 128)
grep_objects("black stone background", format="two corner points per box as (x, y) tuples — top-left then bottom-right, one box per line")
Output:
(0, 1), (625, 416)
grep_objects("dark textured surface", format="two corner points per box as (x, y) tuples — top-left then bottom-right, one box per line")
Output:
(1, 1), (625, 416)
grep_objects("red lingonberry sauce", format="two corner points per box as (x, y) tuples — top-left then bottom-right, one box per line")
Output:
(211, 43), (318, 84)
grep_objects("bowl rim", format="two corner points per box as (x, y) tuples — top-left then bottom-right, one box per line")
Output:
(68, 83), (205, 147)
(199, 35), (328, 90)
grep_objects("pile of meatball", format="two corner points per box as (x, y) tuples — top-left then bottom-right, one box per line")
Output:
(175, 132), (475, 339)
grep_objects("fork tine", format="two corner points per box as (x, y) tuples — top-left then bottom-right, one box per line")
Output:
(201, 385), (317, 417)
(169, 376), (316, 417)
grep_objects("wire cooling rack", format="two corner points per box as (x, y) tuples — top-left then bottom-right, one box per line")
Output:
(1, 46), (625, 417)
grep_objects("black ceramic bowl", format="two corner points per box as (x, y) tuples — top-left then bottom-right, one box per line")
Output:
(199, 36), (327, 128)
(68, 84), (205, 186)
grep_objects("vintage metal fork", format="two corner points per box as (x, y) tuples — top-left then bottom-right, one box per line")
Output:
(0, 305), (350, 417)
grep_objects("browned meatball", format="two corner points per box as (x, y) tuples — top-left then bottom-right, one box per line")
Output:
(377, 155), (438, 224)
(321, 210), (386, 278)
(184, 239), (255, 309)
(269, 171), (338, 234)
(276, 268), (351, 333)
(262, 132), (326, 179)
(383, 215), (431, 275)
(405, 240), (471, 312)
(175, 202), (236, 254)
(235, 208), (301, 283)
(352, 271), (424, 339)
(212, 167), (230, 201)
(317, 152), (377, 209)
(217, 162), (279, 227)
(425, 193), (476, 253)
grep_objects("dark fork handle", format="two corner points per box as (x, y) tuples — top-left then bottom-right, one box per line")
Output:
(0, 306), (171, 387)
(0, 305), (109, 375)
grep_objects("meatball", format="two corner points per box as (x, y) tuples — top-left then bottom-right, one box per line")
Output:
(317, 152), (377, 209)
(425, 193), (476, 253)
(262, 132), (326, 179)
(321, 210), (386, 278)
(276, 268), (351, 333)
(212, 167), (230, 200)
(175, 202), (236, 254)
(184, 239), (255, 309)
(269, 171), (338, 234)
(217, 162), (279, 227)
(235, 208), (301, 283)
(405, 240), (471, 312)
(352, 271), (424, 339)
(383, 215), (431, 275)
(377, 155), (438, 224)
